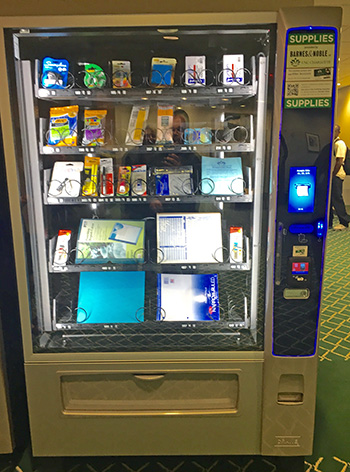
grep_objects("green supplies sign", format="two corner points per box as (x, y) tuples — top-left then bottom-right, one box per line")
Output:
(288, 32), (335, 45)
(284, 30), (335, 109)
(285, 97), (331, 109)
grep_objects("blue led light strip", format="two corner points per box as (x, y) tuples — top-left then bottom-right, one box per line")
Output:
(272, 25), (339, 357)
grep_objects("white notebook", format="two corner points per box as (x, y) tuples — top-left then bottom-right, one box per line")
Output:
(156, 212), (223, 264)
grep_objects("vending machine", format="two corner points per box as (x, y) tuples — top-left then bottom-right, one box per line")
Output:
(0, 7), (341, 457)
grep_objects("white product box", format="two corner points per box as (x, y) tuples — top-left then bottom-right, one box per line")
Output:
(223, 54), (244, 85)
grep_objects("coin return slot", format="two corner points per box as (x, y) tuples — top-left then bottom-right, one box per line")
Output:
(277, 374), (304, 405)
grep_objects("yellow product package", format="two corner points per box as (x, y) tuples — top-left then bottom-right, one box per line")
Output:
(48, 105), (79, 146)
(82, 156), (100, 196)
(82, 109), (107, 146)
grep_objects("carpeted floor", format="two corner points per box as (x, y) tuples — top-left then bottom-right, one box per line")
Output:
(305, 223), (350, 472)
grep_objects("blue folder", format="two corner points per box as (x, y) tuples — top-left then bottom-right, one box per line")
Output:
(77, 271), (145, 324)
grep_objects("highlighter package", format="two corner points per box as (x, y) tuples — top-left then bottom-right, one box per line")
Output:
(116, 166), (131, 196)
(82, 156), (100, 197)
(41, 57), (69, 89)
(156, 105), (173, 144)
(82, 109), (107, 146)
(112, 60), (132, 88)
(150, 58), (177, 87)
(126, 106), (149, 146)
(48, 105), (79, 146)
(100, 158), (114, 197)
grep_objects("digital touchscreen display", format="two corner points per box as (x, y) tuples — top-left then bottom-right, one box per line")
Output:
(288, 166), (316, 213)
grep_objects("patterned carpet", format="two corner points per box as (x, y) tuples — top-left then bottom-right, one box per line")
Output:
(305, 222), (350, 472)
(318, 227), (350, 363)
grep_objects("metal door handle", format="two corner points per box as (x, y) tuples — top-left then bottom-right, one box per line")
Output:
(133, 374), (165, 381)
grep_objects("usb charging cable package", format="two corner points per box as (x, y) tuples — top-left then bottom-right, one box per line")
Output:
(185, 56), (206, 86)
(222, 54), (244, 85)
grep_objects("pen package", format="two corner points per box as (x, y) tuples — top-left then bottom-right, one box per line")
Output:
(48, 105), (79, 146)
(82, 109), (107, 146)
(100, 158), (114, 197)
(116, 166), (131, 196)
(82, 156), (100, 197)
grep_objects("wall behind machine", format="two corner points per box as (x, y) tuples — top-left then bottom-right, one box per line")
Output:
(0, 0), (313, 16)
(336, 85), (350, 206)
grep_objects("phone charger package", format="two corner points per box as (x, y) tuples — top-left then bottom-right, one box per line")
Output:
(223, 54), (244, 86)
(185, 56), (206, 86)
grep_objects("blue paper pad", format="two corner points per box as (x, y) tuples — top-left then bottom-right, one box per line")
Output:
(77, 271), (145, 324)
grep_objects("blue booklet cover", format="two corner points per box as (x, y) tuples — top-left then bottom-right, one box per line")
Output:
(157, 273), (220, 321)
(201, 156), (244, 195)
(77, 271), (145, 324)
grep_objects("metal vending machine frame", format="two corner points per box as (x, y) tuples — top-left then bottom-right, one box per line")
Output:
(0, 318), (13, 454)
(0, 7), (342, 457)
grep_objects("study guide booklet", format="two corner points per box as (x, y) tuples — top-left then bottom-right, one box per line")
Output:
(201, 156), (244, 195)
(75, 219), (145, 264)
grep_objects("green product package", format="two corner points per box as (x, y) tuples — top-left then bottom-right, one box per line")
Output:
(82, 63), (107, 89)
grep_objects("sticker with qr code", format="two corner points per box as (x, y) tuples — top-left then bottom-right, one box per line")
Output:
(286, 83), (299, 97)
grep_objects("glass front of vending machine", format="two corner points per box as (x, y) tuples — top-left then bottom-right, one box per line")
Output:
(0, 7), (342, 457)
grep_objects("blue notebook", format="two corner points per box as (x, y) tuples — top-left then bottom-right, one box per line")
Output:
(77, 271), (145, 324)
